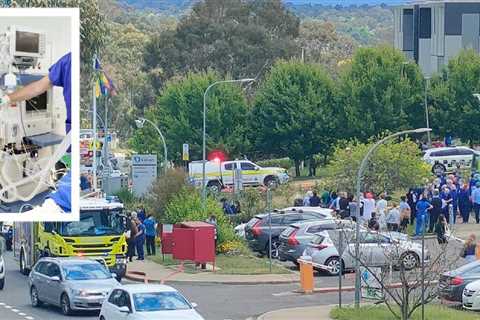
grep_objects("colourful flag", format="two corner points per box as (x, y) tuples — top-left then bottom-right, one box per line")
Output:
(95, 58), (117, 98)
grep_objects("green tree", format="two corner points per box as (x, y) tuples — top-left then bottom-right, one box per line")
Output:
(143, 0), (300, 91)
(430, 50), (480, 145)
(129, 71), (250, 163)
(250, 60), (337, 177)
(339, 46), (424, 141)
(324, 138), (430, 196)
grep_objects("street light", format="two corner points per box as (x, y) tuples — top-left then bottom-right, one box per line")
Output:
(353, 128), (432, 308)
(202, 78), (255, 205)
(135, 117), (168, 174)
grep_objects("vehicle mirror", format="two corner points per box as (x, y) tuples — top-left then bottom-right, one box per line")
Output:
(191, 302), (198, 308)
(50, 276), (61, 282)
(118, 306), (130, 313)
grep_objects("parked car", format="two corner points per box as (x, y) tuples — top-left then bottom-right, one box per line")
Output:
(245, 210), (331, 258)
(0, 237), (5, 290)
(303, 229), (427, 276)
(422, 146), (479, 175)
(99, 284), (204, 320)
(440, 261), (480, 302)
(463, 279), (480, 310)
(29, 257), (119, 315)
(278, 219), (355, 265)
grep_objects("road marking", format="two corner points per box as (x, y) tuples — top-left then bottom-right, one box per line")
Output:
(25, 317), (34, 320)
(4, 305), (12, 308)
(19, 313), (26, 316)
(272, 291), (297, 297)
(12, 308), (19, 312)
(0, 300), (35, 320)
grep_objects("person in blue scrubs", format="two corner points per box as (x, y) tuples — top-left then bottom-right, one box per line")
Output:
(0, 53), (71, 133)
(415, 194), (432, 236)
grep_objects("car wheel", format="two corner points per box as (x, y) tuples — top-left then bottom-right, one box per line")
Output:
(264, 176), (279, 189)
(100, 316), (106, 320)
(266, 240), (280, 259)
(401, 252), (419, 270)
(207, 181), (222, 193)
(325, 257), (342, 276)
(61, 293), (72, 316)
(20, 250), (28, 275)
(0, 277), (4, 290)
(432, 163), (446, 175)
(30, 286), (42, 307)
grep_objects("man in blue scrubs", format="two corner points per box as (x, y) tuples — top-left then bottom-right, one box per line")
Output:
(0, 52), (71, 133)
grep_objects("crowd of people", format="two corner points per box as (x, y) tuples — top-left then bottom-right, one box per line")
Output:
(125, 206), (157, 262)
(297, 172), (480, 245)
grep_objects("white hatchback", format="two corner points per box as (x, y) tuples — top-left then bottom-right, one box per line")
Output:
(0, 238), (5, 290)
(463, 279), (480, 311)
(99, 284), (204, 320)
(422, 146), (478, 175)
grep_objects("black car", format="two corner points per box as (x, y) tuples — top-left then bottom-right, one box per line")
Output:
(439, 261), (480, 302)
(244, 210), (329, 258)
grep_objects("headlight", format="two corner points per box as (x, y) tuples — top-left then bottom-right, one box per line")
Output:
(116, 257), (127, 264)
(71, 289), (88, 297)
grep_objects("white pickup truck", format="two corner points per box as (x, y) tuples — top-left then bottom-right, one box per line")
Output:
(189, 159), (289, 192)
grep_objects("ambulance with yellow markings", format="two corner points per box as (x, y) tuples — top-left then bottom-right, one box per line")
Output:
(189, 159), (289, 192)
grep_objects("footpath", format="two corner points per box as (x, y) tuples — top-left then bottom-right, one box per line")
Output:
(256, 305), (334, 320)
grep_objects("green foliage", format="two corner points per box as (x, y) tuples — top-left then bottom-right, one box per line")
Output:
(142, 0), (300, 90)
(323, 138), (430, 195)
(114, 188), (142, 212)
(130, 71), (250, 163)
(145, 168), (188, 221)
(250, 60), (338, 175)
(339, 46), (425, 141)
(164, 188), (237, 246)
(256, 158), (294, 170)
(430, 50), (480, 144)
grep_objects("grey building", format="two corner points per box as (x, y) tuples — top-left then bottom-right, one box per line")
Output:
(394, 0), (480, 76)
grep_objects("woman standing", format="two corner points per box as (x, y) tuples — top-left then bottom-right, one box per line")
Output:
(462, 234), (477, 263)
(126, 212), (138, 262)
(434, 214), (448, 244)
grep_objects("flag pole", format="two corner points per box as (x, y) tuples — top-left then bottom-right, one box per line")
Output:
(92, 55), (98, 191)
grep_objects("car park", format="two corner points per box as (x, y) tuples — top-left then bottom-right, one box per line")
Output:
(29, 257), (119, 315)
(303, 229), (427, 276)
(99, 284), (204, 320)
(440, 261), (480, 303)
(422, 146), (479, 175)
(462, 279), (480, 310)
(278, 219), (355, 265)
(245, 210), (331, 258)
(0, 237), (5, 290)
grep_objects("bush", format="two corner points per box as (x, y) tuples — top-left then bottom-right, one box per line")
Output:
(217, 240), (249, 256)
(164, 188), (237, 247)
(256, 158), (294, 170)
(114, 189), (142, 212)
(146, 168), (189, 222)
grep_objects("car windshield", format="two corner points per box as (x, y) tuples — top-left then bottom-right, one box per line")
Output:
(63, 262), (111, 280)
(133, 292), (191, 312)
(59, 209), (124, 236)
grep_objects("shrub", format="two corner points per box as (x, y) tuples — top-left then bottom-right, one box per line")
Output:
(256, 158), (294, 170)
(146, 168), (189, 222)
(114, 189), (142, 212)
(164, 188), (237, 246)
(217, 240), (249, 256)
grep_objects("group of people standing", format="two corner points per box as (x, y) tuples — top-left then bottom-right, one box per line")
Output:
(126, 207), (157, 262)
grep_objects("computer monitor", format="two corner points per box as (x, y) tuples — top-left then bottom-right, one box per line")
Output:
(9, 26), (46, 59)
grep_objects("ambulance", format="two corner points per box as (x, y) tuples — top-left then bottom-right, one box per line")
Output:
(189, 159), (289, 192)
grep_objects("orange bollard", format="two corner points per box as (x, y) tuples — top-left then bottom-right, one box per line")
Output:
(299, 257), (314, 294)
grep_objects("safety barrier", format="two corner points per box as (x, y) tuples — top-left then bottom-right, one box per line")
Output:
(297, 256), (334, 294)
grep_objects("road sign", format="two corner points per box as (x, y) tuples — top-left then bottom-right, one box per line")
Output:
(132, 154), (157, 197)
(360, 267), (384, 301)
(182, 143), (189, 161)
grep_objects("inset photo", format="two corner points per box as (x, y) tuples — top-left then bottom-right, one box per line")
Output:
(0, 9), (79, 221)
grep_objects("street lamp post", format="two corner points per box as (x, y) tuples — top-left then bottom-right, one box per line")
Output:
(201, 78), (255, 205)
(354, 128), (432, 308)
(424, 77), (432, 147)
(135, 118), (168, 174)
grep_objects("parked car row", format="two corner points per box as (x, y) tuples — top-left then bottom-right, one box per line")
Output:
(27, 257), (204, 319)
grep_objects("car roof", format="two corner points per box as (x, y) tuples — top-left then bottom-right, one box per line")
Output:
(282, 207), (333, 214)
(290, 219), (336, 228)
(118, 284), (178, 294)
(37, 257), (103, 265)
(255, 210), (325, 219)
(425, 146), (471, 153)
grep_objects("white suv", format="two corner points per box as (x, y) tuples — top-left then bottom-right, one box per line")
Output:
(423, 146), (479, 175)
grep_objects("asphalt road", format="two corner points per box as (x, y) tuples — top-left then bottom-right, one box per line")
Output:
(0, 252), (352, 320)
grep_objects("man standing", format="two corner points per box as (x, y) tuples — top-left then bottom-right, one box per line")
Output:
(429, 190), (442, 233)
(144, 214), (157, 256)
(416, 194), (432, 236)
(472, 182), (480, 224)
(134, 218), (146, 261)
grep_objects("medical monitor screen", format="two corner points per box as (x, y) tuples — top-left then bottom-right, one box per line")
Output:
(26, 92), (47, 112)
(16, 31), (39, 53)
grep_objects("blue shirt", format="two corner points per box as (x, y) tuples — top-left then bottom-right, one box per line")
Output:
(416, 199), (430, 216)
(472, 188), (480, 204)
(49, 53), (71, 133)
(48, 171), (71, 212)
(136, 223), (146, 241)
(144, 218), (156, 237)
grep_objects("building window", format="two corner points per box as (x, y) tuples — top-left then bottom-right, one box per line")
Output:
(420, 8), (432, 38)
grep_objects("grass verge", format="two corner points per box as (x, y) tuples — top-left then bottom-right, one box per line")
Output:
(330, 305), (479, 320)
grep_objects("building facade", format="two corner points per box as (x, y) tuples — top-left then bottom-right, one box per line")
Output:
(394, 1), (480, 77)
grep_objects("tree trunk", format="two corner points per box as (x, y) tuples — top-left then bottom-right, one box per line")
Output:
(294, 159), (301, 177)
(308, 157), (316, 176)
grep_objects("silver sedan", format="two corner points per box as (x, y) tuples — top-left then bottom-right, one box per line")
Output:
(29, 257), (119, 315)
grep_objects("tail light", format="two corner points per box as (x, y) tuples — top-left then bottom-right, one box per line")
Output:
(450, 276), (464, 286)
(312, 244), (329, 250)
(252, 220), (262, 237)
(287, 229), (299, 246)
